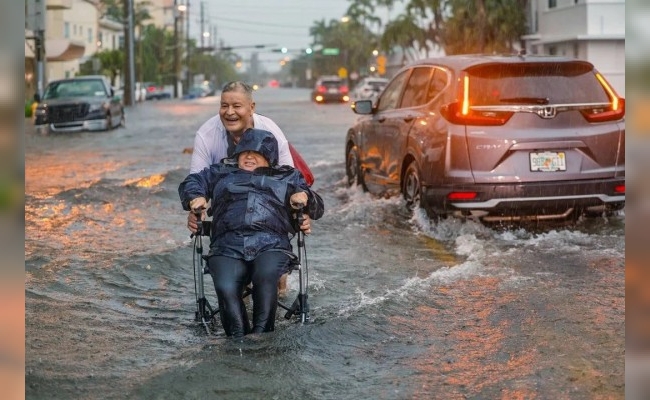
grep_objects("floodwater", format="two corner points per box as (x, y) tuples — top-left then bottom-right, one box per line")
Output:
(25, 88), (625, 399)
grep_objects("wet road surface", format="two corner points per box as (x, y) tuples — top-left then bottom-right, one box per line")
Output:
(25, 88), (624, 399)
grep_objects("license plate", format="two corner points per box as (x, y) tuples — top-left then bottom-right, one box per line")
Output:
(530, 151), (566, 172)
(328, 88), (338, 93)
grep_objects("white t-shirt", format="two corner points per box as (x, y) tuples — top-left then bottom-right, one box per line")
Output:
(190, 113), (293, 173)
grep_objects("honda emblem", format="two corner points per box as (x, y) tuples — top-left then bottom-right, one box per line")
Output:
(538, 106), (557, 119)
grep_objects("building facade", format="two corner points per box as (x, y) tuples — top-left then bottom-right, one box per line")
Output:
(24, 0), (180, 100)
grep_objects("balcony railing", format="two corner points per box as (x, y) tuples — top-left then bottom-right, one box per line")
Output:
(47, 0), (73, 10)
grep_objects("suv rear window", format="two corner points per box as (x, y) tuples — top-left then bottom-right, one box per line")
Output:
(466, 62), (610, 106)
(320, 80), (342, 87)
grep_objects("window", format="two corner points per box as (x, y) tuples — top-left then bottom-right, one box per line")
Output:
(64, 22), (70, 39)
(548, 46), (557, 55)
(426, 68), (449, 103)
(87, 28), (92, 44)
(400, 67), (433, 108)
(376, 70), (409, 112)
(548, 0), (557, 8)
(466, 62), (609, 105)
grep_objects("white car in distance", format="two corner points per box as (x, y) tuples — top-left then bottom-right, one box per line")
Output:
(352, 77), (389, 100)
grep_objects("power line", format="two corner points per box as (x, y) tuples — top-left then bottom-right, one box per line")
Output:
(210, 16), (311, 30)
(213, 23), (310, 37)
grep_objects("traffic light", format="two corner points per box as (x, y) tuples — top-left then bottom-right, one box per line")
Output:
(376, 55), (386, 76)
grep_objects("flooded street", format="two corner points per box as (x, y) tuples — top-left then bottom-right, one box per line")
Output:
(25, 88), (624, 399)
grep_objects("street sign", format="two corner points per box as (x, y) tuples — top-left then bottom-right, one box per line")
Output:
(338, 67), (348, 79)
(322, 48), (340, 56)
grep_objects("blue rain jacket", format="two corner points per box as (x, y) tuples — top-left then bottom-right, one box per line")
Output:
(179, 129), (324, 261)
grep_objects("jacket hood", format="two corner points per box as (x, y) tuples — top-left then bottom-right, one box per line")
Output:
(232, 128), (279, 166)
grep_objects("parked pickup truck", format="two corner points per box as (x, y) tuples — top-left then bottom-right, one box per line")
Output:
(33, 75), (125, 134)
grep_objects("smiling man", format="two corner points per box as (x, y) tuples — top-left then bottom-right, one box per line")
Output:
(189, 81), (293, 174)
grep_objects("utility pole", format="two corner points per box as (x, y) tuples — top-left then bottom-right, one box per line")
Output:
(34, 31), (45, 98)
(173, 0), (180, 98)
(125, 0), (135, 106)
(200, 1), (205, 49)
(26, 0), (46, 98)
(186, 0), (192, 91)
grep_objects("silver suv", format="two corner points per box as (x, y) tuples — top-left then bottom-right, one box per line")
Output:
(345, 54), (625, 222)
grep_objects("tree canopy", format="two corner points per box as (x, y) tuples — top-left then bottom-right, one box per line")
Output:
(305, 0), (528, 79)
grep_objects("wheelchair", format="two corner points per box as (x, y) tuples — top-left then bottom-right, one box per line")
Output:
(191, 214), (311, 335)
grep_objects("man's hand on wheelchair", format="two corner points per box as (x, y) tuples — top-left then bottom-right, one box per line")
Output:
(290, 192), (312, 235)
(187, 197), (207, 234)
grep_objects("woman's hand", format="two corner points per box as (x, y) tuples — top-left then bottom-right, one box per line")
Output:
(187, 211), (205, 234)
(187, 198), (207, 234)
(190, 197), (207, 213)
(290, 192), (308, 209)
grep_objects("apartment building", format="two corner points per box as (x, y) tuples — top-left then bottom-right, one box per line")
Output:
(24, 0), (176, 99)
(523, 0), (625, 95)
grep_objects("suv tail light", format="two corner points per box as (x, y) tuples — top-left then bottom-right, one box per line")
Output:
(440, 73), (514, 126)
(340, 85), (349, 94)
(447, 191), (478, 201)
(579, 73), (625, 123)
(317, 85), (327, 93)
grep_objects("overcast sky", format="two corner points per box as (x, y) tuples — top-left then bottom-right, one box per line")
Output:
(187, 0), (400, 73)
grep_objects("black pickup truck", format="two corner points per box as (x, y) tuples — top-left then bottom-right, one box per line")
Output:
(33, 75), (125, 134)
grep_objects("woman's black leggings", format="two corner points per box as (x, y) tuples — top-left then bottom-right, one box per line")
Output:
(207, 251), (292, 337)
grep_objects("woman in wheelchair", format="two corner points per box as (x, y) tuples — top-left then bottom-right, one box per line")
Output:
(179, 128), (324, 338)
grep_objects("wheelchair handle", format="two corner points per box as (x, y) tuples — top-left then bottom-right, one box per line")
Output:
(189, 211), (204, 239)
(296, 206), (305, 226)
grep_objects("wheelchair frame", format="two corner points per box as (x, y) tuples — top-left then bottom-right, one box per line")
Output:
(191, 218), (311, 335)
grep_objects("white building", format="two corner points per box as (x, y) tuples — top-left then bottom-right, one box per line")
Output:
(51, 0), (104, 80)
(522, 0), (625, 96)
(24, 0), (179, 99)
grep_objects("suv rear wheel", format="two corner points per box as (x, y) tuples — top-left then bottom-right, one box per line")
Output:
(346, 144), (366, 190)
(402, 161), (422, 211)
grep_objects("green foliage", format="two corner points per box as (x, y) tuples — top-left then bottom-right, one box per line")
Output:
(319, 0), (528, 75)
(308, 18), (379, 78)
(25, 100), (34, 118)
(78, 49), (124, 86)
(99, 0), (122, 22)
(99, 0), (152, 25)
(98, 49), (125, 86)
(444, 0), (527, 54)
(138, 24), (174, 84)
(190, 50), (240, 88)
